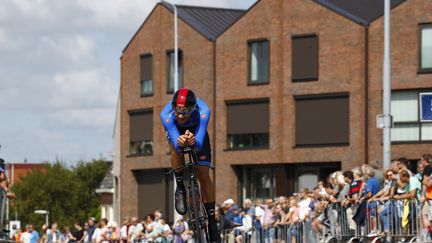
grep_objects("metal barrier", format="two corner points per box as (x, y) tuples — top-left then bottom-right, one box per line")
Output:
(134, 199), (429, 243)
(321, 199), (422, 243)
(221, 223), (304, 243)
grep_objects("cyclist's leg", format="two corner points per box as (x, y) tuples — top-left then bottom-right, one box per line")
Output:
(196, 166), (215, 202)
(170, 146), (183, 172)
(171, 146), (187, 215)
(196, 166), (220, 242)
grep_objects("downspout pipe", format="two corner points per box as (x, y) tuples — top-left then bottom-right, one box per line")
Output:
(365, 25), (369, 164)
(212, 42), (217, 177)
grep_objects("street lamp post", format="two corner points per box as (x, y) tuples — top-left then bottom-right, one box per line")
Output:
(160, 0), (180, 223)
(34, 210), (49, 226)
(161, 0), (179, 91)
(382, 0), (392, 169)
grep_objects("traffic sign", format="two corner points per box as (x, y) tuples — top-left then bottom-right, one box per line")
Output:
(420, 92), (432, 122)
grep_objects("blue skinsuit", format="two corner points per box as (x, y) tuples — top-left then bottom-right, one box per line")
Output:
(160, 98), (211, 166)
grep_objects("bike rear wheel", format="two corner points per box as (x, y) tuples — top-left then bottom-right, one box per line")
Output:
(188, 177), (209, 242)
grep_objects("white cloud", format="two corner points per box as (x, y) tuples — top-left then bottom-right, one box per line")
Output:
(49, 108), (115, 129)
(51, 68), (117, 109)
(12, 0), (52, 19)
(0, 0), (256, 163)
(38, 35), (95, 62)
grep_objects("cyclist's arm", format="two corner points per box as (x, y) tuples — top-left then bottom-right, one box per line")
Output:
(160, 103), (182, 151)
(194, 99), (210, 151)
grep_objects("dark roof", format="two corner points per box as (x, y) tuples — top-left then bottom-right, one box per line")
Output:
(161, 3), (246, 41)
(313, 0), (407, 26)
(97, 163), (113, 191)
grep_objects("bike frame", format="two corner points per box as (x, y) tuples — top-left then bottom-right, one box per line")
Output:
(168, 146), (210, 242)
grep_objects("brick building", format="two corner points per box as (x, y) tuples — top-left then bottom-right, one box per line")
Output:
(117, 0), (432, 221)
(5, 162), (45, 185)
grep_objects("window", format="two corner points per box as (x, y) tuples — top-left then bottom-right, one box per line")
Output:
(391, 90), (432, 142)
(226, 99), (269, 149)
(292, 34), (318, 81)
(248, 40), (269, 84)
(420, 24), (432, 72)
(129, 110), (153, 155)
(167, 50), (183, 93)
(295, 94), (349, 146)
(140, 54), (153, 96)
(240, 163), (339, 202)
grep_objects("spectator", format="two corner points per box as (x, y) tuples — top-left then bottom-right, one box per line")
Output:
(97, 218), (108, 243)
(107, 221), (119, 242)
(369, 168), (397, 203)
(277, 196), (288, 206)
(342, 171), (361, 231)
(160, 218), (172, 242)
(298, 188), (312, 221)
(172, 217), (192, 243)
(86, 218), (96, 243)
(393, 169), (421, 201)
(119, 217), (129, 243)
(414, 160), (424, 182)
(154, 209), (163, 221)
(21, 226), (31, 243)
(243, 198), (255, 216)
(141, 214), (155, 242)
(28, 224), (39, 243)
(399, 157), (413, 176)
(82, 223), (88, 243)
(262, 198), (276, 243)
(70, 222), (84, 243)
(361, 164), (380, 201)
(127, 217), (138, 242)
(234, 208), (253, 243)
(48, 223), (61, 243)
(223, 198), (238, 224)
(311, 201), (329, 241)
(370, 160), (385, 187)
(287, 197), (300, 243)
(60, 226), (72, 243)
(342, 171), (362, 206)
(422, 153), (432, 167)
(253, 198), (264, 229)
(12, 227), (21, 242)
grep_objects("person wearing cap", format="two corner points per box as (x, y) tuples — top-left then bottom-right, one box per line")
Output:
(223, 198), (239, 224)
(160, 88), (219, 242)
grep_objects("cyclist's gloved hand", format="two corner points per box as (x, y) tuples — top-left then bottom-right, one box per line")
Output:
(185, 130), (196, 146)
(177, 135), (188, 147)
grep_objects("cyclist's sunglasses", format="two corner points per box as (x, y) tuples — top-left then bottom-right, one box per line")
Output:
(174, 105), (195, 115)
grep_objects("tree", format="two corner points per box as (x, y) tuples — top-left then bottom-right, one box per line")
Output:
(10, 160), (110, 228)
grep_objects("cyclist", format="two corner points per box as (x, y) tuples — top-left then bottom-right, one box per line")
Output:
(160, 88), (220, 242)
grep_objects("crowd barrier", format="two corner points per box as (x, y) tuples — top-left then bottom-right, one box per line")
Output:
(220, 200), (427, 243)
(130, 199), (430, 243)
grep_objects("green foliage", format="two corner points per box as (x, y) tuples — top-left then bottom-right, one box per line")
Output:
(10, 160), (110, 228)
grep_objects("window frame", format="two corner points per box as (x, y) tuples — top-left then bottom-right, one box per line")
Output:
(291, 33), (319, 82)
(294, 93), (349, 147)
(166, 49), (184, 94)
(391, 89), (432, 144)
(128, 108), (154, 157)
(247, 39), (270, 85)
(419, 23), (432, 74)
(140, 53), (153, 97)
(225, 98), (270, 151)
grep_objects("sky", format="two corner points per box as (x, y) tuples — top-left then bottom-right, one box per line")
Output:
(0, 0), (256, 164)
